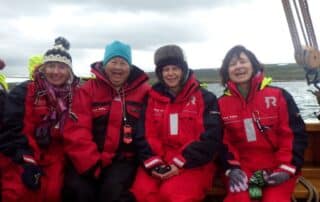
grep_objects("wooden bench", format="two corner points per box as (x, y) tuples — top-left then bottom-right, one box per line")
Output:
(293, 121), (320, 201)
(205, 120), (320, 202)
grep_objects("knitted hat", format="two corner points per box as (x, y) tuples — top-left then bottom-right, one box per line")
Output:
(0, 73), (8, 91)
(28, 54), (44, 80)
(0, 59), (5, 70)
(43, 37), (72, 68)
(154, 44), (189, 84)
(103, 40), (132, 66)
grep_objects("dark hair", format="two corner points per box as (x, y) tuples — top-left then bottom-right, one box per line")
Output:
(219, 45), (264, 86)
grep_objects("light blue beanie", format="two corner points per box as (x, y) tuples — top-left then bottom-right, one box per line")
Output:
(103, 40), (132, 66)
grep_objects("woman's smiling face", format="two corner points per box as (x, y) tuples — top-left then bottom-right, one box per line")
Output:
(228, 52), (254, 86)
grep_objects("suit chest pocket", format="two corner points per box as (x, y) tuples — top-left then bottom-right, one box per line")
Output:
(92, 103), (110, 118)
(178, 110), (198, 139)
(224, 119), (246, 142)
(126, 104), (142, 119)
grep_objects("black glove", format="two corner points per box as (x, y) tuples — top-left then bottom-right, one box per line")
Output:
(35, 124), (51, 148)
(21, 163), (43, 190)
(228, 168), (248, 192)
(152, 164), (171, 174)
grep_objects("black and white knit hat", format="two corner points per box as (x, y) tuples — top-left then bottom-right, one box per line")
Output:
(43, 37), (72, 68)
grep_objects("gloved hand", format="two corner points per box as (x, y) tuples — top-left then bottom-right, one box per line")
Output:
(21, 163), (43, 190)
(264, 170), (290, 185)
(227, 168), (248, 192)
(248, 170), (268, 200)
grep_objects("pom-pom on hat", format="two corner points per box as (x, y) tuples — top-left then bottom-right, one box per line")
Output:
(103, 40), (132, 66)
(154, 44), (189, 84)
(0, 59), (5, 70)
(43, 37), (72, 68)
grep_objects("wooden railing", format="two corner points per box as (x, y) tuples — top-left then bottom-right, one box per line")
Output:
(294, 121), (320, 200)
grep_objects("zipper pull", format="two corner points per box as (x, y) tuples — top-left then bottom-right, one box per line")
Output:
(123, 124), (133, 144)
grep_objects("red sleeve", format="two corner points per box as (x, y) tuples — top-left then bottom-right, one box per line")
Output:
(22, 83), (41, 161)
(275, 90), (307, 175)
(218, 97), (241, 170)
(144, 99), (165, 157)
(63, 84), (100, 174)
(135, 96), (165, 168)
(222, 128), (241, 166)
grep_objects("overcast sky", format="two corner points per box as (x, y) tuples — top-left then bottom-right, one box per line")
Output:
(1, 0), (320, 77)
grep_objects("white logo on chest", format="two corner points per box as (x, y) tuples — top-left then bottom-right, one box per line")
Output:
(186, 96), (196, 106)
(265, 96), (277, 108)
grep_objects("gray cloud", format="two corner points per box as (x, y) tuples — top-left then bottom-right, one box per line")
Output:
(0, 0), (247, 16)
(57, 15), (207, 49)
(0, 0), (256, 76)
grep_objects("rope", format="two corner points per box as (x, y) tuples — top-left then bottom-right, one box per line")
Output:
(292, 176), (318, 202)
(292, 0), (308, 46)
(282, 0), (302, 52)
(299, 0), (318, 50)
(282, 0), (320, 72)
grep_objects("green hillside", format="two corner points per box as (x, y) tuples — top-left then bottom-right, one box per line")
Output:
(148, 63), (306, 83)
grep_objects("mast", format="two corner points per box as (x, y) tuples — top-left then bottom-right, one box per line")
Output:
(282, 0), (320, 88)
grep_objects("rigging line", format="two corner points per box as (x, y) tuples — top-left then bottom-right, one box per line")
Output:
(282, 0), (302, 52)
(292, 0), (309, 46)
(299, 0), (318, 50)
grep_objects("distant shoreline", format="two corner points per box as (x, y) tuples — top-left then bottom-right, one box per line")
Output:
(148, 63), (307, 84)
(6, 63), (308, 86)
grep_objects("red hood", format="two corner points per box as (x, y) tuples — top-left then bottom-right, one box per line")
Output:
(90, 61), (149, 93)
(227, 71), (264, 101)
(150, 72), (200, 103)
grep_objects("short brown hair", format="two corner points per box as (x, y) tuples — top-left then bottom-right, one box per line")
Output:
(219, 45), (264, 86)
